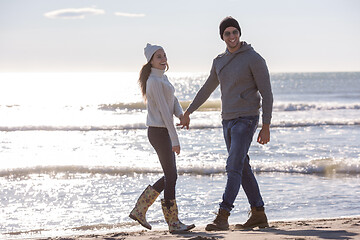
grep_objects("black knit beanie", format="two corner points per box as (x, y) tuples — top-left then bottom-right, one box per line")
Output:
(219, 16), (241, 40)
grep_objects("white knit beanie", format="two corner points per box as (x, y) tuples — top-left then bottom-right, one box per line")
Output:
(144, 43), (163, 62)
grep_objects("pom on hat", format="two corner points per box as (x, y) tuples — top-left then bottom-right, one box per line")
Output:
(219, 16), (241, 40)
(144, 43), (163, 62)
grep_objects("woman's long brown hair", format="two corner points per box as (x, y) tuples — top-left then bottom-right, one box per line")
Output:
(138, 61), (152, 101)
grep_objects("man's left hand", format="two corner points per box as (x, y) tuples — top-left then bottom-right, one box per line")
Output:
(257, 124), (270, 145)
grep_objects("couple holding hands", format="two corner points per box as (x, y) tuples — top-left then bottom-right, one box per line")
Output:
(129, 16), (273, 233)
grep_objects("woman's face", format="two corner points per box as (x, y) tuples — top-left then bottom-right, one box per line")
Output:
(150, 49), (167, 70)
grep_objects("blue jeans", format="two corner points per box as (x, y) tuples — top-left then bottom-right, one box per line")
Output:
(220, 116), (264, 212)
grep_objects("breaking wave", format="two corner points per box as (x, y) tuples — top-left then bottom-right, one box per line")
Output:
(97, 101), (360, 112)
(0, 120), (359, 132)
(1, 158), (359, 179)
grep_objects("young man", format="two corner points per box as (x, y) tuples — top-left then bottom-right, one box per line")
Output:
(180, 16), (273, 230)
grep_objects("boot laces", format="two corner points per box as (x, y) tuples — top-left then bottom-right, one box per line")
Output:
(247, 210), (253, 218)
(212, 210), (228, 223)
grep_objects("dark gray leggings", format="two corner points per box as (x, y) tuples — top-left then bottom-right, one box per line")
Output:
(147, 127), (177, 200)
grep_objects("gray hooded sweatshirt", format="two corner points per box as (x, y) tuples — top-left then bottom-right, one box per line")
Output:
(186, 42), (273, 124)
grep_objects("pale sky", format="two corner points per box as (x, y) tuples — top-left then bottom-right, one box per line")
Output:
(1, 0), (359, 73)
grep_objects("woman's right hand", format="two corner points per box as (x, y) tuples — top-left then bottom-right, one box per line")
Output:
(172, 145), (180, 155)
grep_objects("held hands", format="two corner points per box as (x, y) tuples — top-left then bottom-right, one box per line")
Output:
(257, 124), (270, 145)
(177, 111), (191, 130)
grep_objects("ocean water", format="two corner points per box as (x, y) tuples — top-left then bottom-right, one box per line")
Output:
(0, 72), (359, 239)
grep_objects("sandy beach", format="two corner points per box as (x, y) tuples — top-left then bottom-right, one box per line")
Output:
(33, 217), (360, 240)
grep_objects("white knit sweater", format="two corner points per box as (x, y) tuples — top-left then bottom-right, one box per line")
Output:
(146, 68), (183, 146)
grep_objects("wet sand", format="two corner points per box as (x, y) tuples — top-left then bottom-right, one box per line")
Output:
(36, 216), (360, 240)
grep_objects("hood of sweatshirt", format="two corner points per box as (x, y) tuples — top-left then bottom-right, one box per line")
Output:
(215, 41), (253, 75)
(224, 41), (253, 56)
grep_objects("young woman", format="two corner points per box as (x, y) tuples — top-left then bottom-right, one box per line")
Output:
(129, 43), (195, 233)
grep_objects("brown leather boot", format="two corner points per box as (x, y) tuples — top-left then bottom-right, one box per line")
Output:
(205, 208), (230, 231)
(235, 206), (269, 229)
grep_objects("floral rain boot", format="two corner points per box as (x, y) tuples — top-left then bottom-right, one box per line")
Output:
(161, 199), (195, 233)
(129, 185), (160, 230)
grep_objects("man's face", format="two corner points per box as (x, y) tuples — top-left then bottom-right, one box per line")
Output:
(223, 26), (241, 52)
